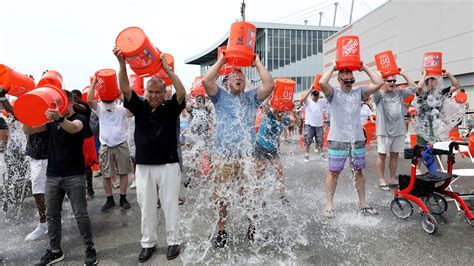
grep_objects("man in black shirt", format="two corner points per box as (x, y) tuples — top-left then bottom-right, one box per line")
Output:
(24, 90), (97, 266)
(113, 47), (185, 262)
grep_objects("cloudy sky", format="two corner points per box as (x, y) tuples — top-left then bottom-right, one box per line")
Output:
(0, 0), (386, 91)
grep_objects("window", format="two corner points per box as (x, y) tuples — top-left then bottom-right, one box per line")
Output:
(318, 39), (323, 53)
(312, 31), (318, 55)
(297, 30), (302, 61)
(302, 30), (307, 58)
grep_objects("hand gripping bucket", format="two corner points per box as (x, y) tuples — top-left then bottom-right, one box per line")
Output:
(13, 86), (68, 126)
(0, 64), (35, 97)
(225, 22), (257, 67)
(375, 50), (400, 78)
(153, 53), (174, 87)
(270, 78), (295, 111)
(130, 74), (144, 96)
(191, 76), (206, 97)
(312, 74), (322, 91)
(336, 36), (361, 71)
(38, 70), (63, 90)
(81, 86), (100, 102)
(95, 69), (120, 101)
(423, 52), (443, 76)
(218, 46), (234, 76)
(115, 27), (162, 77)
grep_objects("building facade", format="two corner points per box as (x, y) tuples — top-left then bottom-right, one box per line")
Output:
(185, 22), (339, 99)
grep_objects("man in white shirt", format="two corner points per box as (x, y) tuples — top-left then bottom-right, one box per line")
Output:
(301, 89), (328, 162)
(89, 76), (133, 212)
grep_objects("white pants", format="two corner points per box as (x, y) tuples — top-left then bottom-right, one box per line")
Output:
(136, 163), (181, 247)
(30, 159), (48, 194)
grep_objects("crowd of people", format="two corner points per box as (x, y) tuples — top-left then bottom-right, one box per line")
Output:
(0, 45), (464, 265)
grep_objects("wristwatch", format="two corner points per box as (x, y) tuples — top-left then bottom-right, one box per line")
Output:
(55, 116), (65, 123)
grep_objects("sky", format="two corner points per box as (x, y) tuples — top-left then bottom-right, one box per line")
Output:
(0, 0), (387, 92)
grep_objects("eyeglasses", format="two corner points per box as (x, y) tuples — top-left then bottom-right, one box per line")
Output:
(385, 79), (397, 83)
(340, 78), (355, 85)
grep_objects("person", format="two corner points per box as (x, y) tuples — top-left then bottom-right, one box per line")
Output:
(360, 98), (374, 125)
(88, 77), (132, 211)
(202, 52), (274, 247)
(113, 47), (185, 262)
(319, 61), (384, 218)
(300, 88), (328, 162)
(0, 88), (11, 152)
(24, 90), (97, 265)
(372, 70), (416, 191)
(255, 107), (292, 204)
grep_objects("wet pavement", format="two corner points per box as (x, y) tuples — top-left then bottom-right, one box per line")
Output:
(2, 136), (474, 265)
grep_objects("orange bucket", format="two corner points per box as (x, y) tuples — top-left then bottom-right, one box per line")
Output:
(404, 93), (415, 103)
(375, 50), (400, 78)
(115, 27), (162, 76)
(423, 52), (443, 76)
(95, 69), (120, 101)
(270, 78), (295, 111)
(455, 91), (467, 104)
(153, 53), (174, 87)
(38, 70), (63, 90)
(449, 130), (462, 141)
(225, 21), (257, 67)
(218, 46), (234, 75)
(13, 86), (68, 126)
(191, 76), (206, 97)
(0, 64), (35, 97)
(336, 36), (361, 71)
(312, 74), (322, 91)
(130, 74), (144, 96)
(81, 86), (99, 102)
(410, 134), (417, 148)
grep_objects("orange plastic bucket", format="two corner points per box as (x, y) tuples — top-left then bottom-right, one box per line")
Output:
(404, 93), (415, 103)
(312, 74), (322, 91)
(13, 86), (68, 126)
(410, 134), (417, 148)
(270, 78), (295, 111)
(423, 52), (443, 76)
(38, 70), (63, 90)
(95, 69), (120, 101)
(449, 130), (462, 141)
(130, 74), (144, 96)
(81, 86), (100, 102)
(0, 64), (35, 97)
(115, 27), (162, 76)
(336, 36), (361, 71)
(375, 50), (400, 78)
(153, 53), (174, 87)
(468, 133), (474, 155)
(225, 22), (257, 67)
(455, 91), (467, 104)
(218, 46), (234, 75)
(191, 76), (206, 97)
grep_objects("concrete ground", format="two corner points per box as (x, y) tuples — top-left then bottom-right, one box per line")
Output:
(2, 136), (474, 265)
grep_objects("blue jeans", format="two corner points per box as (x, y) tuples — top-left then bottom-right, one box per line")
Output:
(45, 175), (94, 250)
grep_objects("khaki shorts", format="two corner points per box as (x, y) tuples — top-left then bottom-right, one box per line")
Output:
(99, 141), (133, 177)
(211, 156), (253, 203)
(377, 135), (405, 154)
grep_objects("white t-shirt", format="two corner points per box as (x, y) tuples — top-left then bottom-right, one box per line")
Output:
(304, 98), (327, 127)
(95, 102), (128, 147)
(360, 104), (372, 124)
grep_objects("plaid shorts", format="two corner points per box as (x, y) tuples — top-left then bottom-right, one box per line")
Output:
(328, 141), (366, 172)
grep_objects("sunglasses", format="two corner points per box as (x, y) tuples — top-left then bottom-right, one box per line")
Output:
(385, 79), (397, 83)
(340, 78), (355, 85)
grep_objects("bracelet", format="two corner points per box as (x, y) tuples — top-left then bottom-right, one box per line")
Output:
(55, 116), (65, 123)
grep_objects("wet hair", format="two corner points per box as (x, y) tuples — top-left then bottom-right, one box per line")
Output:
(146, 77), (166, 92)
(337, 68), (353, 79)
(71, 89), (82, 98)
(460, 88), (465, 92)
(63, 90), (73, 102)
(424, 76), (436, 86)
(311, 90), (319, 96)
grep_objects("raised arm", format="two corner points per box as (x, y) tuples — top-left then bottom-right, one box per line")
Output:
(88, 75), (98, 110)
(202, 52), (226, 97)
(444, 70), (460, 93)
(23, 124), (47, 135)
(254, 55), (275, 101)
(399, 68), (416, 88)
(113, 47), (132, 101)
(319, 62), (336, 97)
(46, 108), (83, 134)
(0, 86), (14, 115)
(417, 70), (427, 95)
(161, 54), (186, 105)
(362, 62), (384, 96)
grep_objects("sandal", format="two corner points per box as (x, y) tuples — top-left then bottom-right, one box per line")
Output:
(388, 182), (399, 187)
(178, 198), (185, 205)
(360, 206), (379, 216)
(379, 184), (391, 191)
(324, 209), (335, 219)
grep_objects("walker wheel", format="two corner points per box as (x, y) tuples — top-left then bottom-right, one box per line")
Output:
(424, 193), (448, 214)
(465, 215), (474, 227)
(390, 198), (413, 219)
(421, 213), (438, 234)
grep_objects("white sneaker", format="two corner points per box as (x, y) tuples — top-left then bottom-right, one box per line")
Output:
(25, 223), (48, 241)
(304, 155), (309, 163)
(130, 179), (136, 189)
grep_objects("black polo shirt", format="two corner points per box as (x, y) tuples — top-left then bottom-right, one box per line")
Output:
(124, 91), (185, 165)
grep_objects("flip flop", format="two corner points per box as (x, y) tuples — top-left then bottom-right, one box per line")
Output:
(388, 183), (399, 187)
(360, 206), (379, 216)
(324, 209), (335, 219)
(379, 184), (391, 191)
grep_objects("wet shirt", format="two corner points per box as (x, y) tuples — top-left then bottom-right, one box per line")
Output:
(210, 85), (261, 157)
(73, 101), (93, 138)
(360, 104), (372, 124)
(95, 102), (128, 147)
(416, 87), (451, 141)
(326, 86), (367, 142)
(25, 131), (49, 160)
(46, 113), (87, 177)
(124, 91), (185, 165)
(304, 98), (327, 127)
(373, 87), (416, 137)
(256, 111), (290, 152)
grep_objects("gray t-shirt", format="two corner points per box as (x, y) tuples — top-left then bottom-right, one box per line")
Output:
(326, 86), (367, 142)
(373, 87), (416, 137)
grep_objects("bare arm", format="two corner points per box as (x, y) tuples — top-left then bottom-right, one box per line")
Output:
(202, 52), (226, 97)
(45, 108), (83, 134)
(23, 124), (47, 135)
(254, 55), (275, 101)
(161, 54), (186, 105)
(417, 70), (427, 95)
(444, 70), (460, 93)
(399, 68), (416, 88)
(362, 62), (384, 96)
(88, 75), (98, 110)
(113, 47), (132, 101)
(0, 86), (13, 114)
(319, 62), (336, 97)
